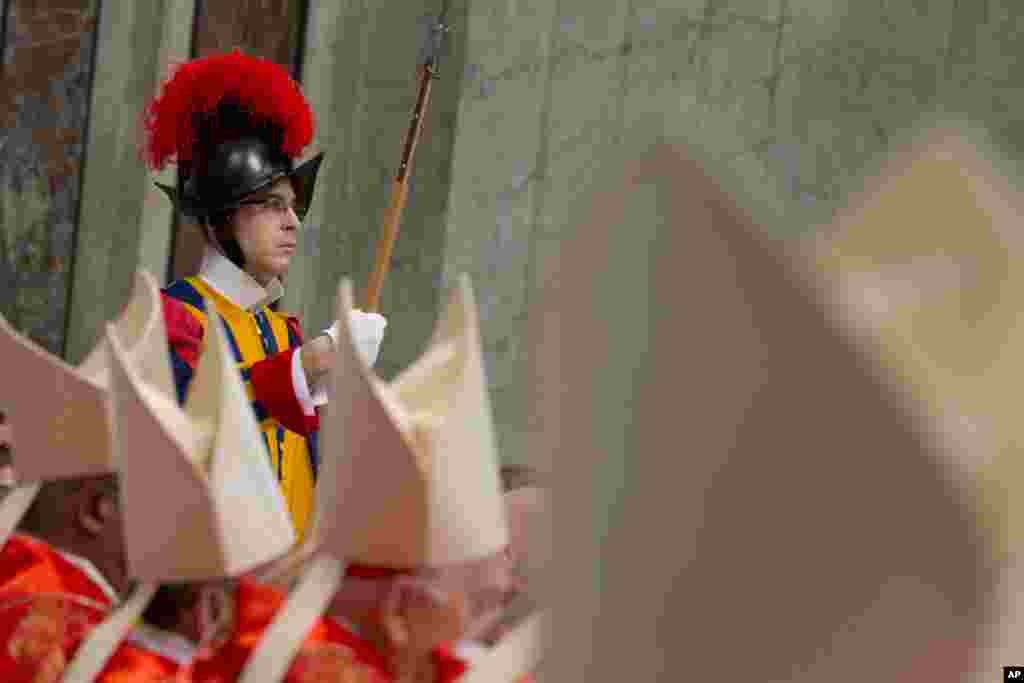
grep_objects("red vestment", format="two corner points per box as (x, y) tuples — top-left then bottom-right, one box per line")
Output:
(188, 578), (468, 683)
(0, 535), (113, 683)
(95, 639), (183, 682)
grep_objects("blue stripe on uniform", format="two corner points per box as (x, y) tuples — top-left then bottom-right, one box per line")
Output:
(253, 310), (279, 354)
(167, 281), (284, 481)
(252, 400), (269, 423)
(253, 309), (288, 482)
(282, 314), (320, 480)
(218, 318), (244, 364)
(169, 352), (193, 405)
(306, 431), (320, 480)
(163, 280), (205, 311)
(164, 280), (245, 364)
(162, 280), (208, 406)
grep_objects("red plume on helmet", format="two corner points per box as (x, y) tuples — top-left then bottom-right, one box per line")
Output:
(142, 49), (314, 171)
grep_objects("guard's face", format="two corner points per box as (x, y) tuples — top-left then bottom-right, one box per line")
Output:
(231, 178), (301, 283)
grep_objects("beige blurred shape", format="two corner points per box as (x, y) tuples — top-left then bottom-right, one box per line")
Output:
(809, 126), (1024, 677)
(0, 270), (175, 483)
(0, 270), (175, 543)
(529, 139), (993, 682)
(64, 286), (298, 683)
(244, 275), (517, 683)
(314, 275), (508, 570)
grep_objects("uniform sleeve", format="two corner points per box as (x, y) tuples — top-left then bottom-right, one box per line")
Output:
(161, 294), (204, 405)
(248, 314), (320, 436)
(163, 296), (321, 434)
(248, 350), (320, 436)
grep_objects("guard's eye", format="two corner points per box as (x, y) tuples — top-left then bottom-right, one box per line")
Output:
(240, 196), (296, 213)
(261, 197), (295, 212)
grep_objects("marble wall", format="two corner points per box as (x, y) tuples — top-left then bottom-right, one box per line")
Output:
(8, 0), (1024, 464)
(0, 0), (99, 355)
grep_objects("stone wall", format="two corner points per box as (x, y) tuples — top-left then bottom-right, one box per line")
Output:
(444, 0), (1024, 464)
(279, 0), (472, 390)
(0, 0), (99, 356)
(7, 0), (1024, 464)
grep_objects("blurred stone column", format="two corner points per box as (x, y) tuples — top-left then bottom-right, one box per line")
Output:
(64, 0), (193, 363)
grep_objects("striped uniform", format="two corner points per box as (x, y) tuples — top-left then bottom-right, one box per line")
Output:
(161, 250), (320, 539)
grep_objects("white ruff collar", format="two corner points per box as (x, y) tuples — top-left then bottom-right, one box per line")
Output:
(198, 246), (284, 311)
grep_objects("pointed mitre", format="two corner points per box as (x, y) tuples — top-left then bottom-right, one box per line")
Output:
(808, 127), (1024, 540)
(0, 270), (175, 482)
(531, 140), (992, 682)
(315, 275), (508, 569)
(108, 296), (295, 582)
(808, 126), (1024, 675)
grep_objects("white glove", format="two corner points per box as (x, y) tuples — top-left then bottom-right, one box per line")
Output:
(323, 309), (388, 367)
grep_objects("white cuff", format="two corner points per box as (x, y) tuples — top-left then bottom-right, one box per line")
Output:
(323, 321), (339, 348)
(291, 349), (325, 416)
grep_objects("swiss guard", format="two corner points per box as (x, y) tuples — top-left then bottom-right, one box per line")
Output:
(142, 50), (388, 540)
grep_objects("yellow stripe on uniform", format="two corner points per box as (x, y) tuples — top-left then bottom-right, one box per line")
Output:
(180, 276), (315, 540)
